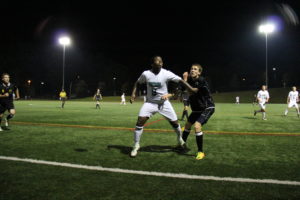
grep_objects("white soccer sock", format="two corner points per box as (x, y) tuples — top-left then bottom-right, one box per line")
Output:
(174, 124), (182, 138)
(134, 126), (144, 146)
(262, 112), (266, 119)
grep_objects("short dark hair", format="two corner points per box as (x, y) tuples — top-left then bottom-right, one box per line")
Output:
(150, 55), (162, 64)
(192, 63), (203, 72)
(1, 73), (9, 78)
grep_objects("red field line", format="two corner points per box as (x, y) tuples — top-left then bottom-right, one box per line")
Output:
(144, 117), (166, 127)
(11, 121), (300, 136)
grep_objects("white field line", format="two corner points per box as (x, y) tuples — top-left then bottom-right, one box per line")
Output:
(1, 156), (300, 186)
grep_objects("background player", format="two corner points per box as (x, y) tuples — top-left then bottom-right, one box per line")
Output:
(284, 86), (299, 117)
(181, 64), (215, 160)
(254, 85), (270, 120)
(0, 73), (20, 131)
(120, 93), (126, 105)
(235, 96), (240, 104)
(129, 56), (196, 157)
(180, 89), (189, 121)
(93, 89), (102, 109)
(59, 89), (67, 108)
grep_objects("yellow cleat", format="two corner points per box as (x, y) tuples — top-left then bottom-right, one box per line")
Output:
(195, 152), (205, 160)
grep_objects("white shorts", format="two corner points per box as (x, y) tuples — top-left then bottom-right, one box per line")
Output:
(288, 102), (299, 108)
(259, 102), (266, 110)
(138, 100), (178, 121)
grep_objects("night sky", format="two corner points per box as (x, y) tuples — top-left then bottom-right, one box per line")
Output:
(1, 0), (300, 96)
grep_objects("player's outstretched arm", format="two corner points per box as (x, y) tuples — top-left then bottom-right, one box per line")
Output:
(15, 88), (20, 99)
(161, 93), (174, 100)
(0, 93), (9, 98)
(180, 80), (198, 93)
(130, 81), (139, 104)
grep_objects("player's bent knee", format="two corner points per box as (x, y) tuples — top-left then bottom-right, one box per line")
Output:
(136, 117), (148, 126)
(10, 109), (16, 115)
(194, 122), (202, 132)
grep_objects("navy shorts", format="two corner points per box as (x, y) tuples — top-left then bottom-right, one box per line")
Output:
(0, 101), (15, 114)
(188, 107), (215, 125)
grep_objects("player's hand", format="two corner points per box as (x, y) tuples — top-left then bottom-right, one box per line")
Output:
(183, 72), (189, 81)
(161, 94), (171, 100)
(130, 94), (135, 104)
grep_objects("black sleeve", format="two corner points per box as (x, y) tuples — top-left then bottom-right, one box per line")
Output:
(198, 78), (211, 96)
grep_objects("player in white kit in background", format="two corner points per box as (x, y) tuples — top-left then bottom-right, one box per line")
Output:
(129, 56), (197, 157)
(284, 86), (299, 117)
(254, 85), (270, 120)
(235, 96), (240, 104)
(120, 93), (126, 105)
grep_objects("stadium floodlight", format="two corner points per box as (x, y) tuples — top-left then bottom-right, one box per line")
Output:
(259, 24), (275, 34)
(58, 36), (71, 90)
(259, 23), (275, 87)
(59, 37), (71, 46)
(113, 77), (117, 96)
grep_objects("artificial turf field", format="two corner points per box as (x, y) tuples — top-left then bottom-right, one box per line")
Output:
(0, 100), (300, 200)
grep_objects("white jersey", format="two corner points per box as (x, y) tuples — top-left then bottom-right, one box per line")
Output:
(257, 90), (269, 104)
(288, 91), (299, 103)
(121, 94), (125, 101)
(137, 68), (182, 104)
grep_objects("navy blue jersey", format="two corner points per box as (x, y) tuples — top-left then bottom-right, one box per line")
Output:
(187, 76), (214, 111)
(0, 82), (17, 102)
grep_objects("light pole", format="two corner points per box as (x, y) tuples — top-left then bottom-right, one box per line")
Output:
(259, 24), (275, 87)
(59, 36), (71, 90)
(113, 77), (116, 96)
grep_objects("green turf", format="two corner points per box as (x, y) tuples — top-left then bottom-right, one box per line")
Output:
(0, 100), (300, 199)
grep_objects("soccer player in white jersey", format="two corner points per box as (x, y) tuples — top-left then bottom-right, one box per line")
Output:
(129, 56), (197, 157)
(254, 85), (270, 120)
(120, 93), (126, 105)
(235, 96), (240, 104)
(284, 86), (299, 117)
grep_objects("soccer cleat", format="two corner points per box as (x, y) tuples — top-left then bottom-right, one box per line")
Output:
(130, 143), (140, 157)
(0, 127), (3, 132)
(262, 118), (267, 120)
(195, 152), (205, 160)
(177, 136), (185, 147)
(254, 111), (257, 116)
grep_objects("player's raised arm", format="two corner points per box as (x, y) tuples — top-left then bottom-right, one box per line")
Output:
(180, 76), (198, 93)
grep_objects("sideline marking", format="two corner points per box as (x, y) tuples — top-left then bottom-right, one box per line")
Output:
(10, 121), (300, 136)
(0, 156), (299, 186)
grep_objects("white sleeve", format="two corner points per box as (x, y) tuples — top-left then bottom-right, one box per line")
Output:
(137, 72), (146, 84)
(266, 91), (270, 99)
(288, 92), (292, 98)
(257, 91), (261, 98)
(166, 70), (182, 83)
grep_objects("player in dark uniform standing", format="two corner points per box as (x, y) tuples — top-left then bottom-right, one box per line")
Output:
(180, 89), (190, 121)
(93, 89), (102, 109)
(0, 73), (20, 131)
(181, 64), (215, 160)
